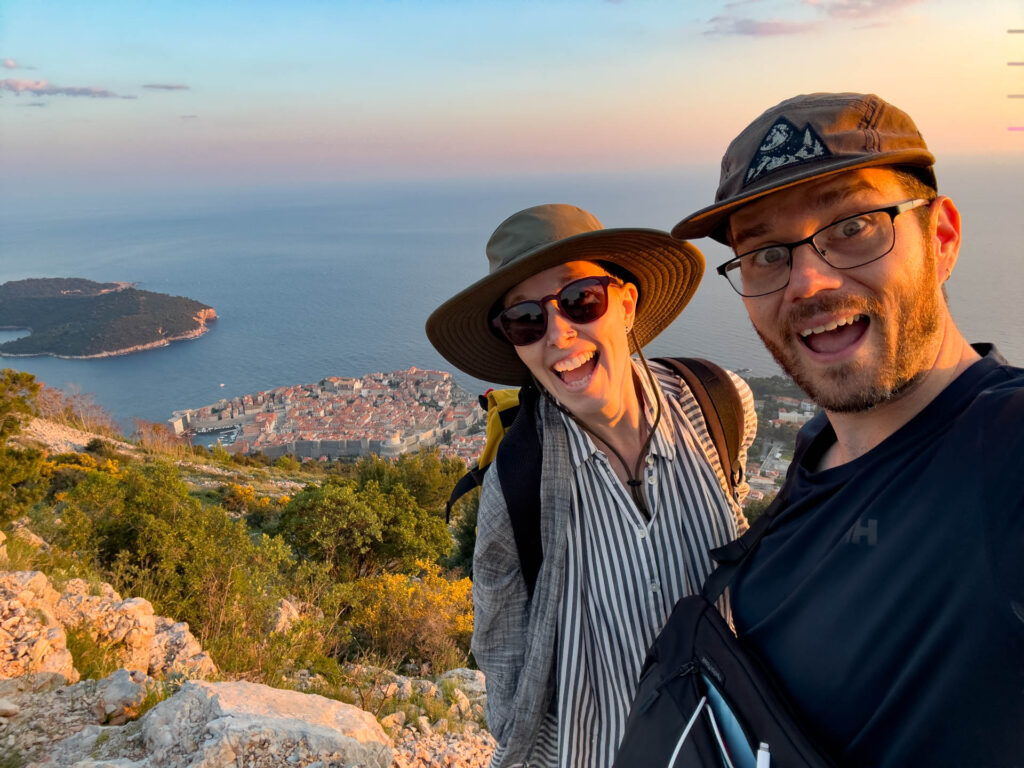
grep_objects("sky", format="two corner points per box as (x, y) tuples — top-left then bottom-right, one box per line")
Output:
(2, 0), (1023, 200)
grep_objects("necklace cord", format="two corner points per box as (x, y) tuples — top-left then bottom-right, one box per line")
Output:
(532, 330), (662, 518)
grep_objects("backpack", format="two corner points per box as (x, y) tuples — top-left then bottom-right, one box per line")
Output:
(445, 357), (746, 598)
(611, 442), (837, 768)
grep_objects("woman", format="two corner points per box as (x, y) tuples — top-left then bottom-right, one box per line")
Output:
(426, 204), (755, 768)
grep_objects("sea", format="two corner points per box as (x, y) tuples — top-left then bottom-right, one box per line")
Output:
(1, 161), (1022, 431)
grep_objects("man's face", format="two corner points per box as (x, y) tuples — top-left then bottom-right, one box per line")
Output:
(728, 168), (950, 413)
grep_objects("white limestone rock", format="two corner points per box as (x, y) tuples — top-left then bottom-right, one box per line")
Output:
(45, 680), (393, 768)
(0, 571), (77, 683)
(56, 580), (156, 674)
(149, 680), (392, 767)
(10, 520), (51, 553)
(147, 617), (217, 679)
(270, 597), (302, 634)
(439, 668), (487, 705)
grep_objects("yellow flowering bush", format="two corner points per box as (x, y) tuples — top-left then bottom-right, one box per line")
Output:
(348, 560), (472, 671)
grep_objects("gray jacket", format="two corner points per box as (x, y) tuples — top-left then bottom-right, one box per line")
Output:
(471, 395), (568, 768)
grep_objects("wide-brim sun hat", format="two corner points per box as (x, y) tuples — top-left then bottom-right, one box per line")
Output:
(671, 92), (936, 244)
(426, 204), (705, 385)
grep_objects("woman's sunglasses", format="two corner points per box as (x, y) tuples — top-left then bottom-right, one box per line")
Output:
(491, 274), (619, 347)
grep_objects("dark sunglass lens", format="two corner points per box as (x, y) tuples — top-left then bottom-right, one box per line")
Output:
(560, 278), (608, 323)
(500, 302), (545, 345)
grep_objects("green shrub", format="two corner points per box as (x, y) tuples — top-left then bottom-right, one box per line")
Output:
(274, 478), (450, 581)
(84, 438), (126, 461)
(445, 490), (478, 577)
(0, 369), (39, 443)
(356, 448), (466, 515)
(50, 460), (296, 675)
(0, 446), (48, 521)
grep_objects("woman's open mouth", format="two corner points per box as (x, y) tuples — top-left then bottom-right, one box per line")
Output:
(553, 350), (599, 388)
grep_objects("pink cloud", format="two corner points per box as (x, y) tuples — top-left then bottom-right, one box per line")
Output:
(803, 0), (925, 19)
(0, 78), (134, 99)
(143, 83), (190, 91)
(706, 15), (820, 35)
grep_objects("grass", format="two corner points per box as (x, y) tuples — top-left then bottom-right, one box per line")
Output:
(135, 683), (172, 718)
(64, 625), (121, 680)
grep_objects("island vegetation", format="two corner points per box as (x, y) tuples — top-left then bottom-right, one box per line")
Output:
(0, 278), (216, 358)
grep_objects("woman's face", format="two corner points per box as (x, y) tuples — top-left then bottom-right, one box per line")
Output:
(503, 260), (638, 422)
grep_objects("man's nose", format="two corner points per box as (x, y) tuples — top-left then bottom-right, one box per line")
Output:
(784, 243), (843, 301)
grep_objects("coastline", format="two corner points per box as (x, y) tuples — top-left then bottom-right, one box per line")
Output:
(0, 309), (216, 360)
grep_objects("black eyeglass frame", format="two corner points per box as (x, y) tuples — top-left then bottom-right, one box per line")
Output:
(716, 198), (934, 298)
(490, 274), (622, 347)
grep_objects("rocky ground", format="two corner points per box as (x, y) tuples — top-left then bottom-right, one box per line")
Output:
(0, 535), (495, 767)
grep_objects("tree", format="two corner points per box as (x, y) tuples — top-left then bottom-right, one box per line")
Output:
(0, 446), (48, 521)
(133, 419), (185, 455)
(275, 477), (450, 581)
(0, 369), (39, 443)
(445, 490), (478, 577)
(0, 370), (47, 520)
(743, 495), (778, 524)
(355, 447), (465, 514)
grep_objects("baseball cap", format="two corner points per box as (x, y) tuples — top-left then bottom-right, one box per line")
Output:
(672, 92), (936, 244)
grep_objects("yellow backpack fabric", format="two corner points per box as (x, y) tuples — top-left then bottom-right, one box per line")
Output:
(477, 388), (521, 470)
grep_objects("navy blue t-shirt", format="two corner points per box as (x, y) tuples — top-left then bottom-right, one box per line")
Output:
(732, 345), (1024, 767)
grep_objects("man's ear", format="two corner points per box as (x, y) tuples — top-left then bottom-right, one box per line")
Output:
(930, 196), (962, 284)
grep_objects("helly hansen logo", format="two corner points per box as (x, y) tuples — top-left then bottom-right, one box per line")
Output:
(842, 518), (878, 547)
(745, 117), (831, 185)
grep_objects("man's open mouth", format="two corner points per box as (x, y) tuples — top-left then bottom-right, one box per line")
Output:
(798, 313), (869, 355)
(553, 350), (598, 387)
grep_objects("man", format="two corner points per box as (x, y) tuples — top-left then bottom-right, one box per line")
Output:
(671, 92), (1024, 766)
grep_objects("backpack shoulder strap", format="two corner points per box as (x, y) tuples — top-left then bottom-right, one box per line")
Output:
(700, 501), (779, 602)
(444, 388), (521, 523)
(494, 384), (544, 599)
(653, 357), (745, 494)
(700, 416), (818, 602)
(445, 466), (485, 523)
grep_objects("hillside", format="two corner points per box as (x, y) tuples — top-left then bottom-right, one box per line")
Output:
(0, 278), (216, 358)
(0, 365), (491, 766)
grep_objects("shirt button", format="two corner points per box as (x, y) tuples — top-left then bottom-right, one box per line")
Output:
(637, 528), (647, 539)
(646, 456), (655, 467)
(647, 474), (657, 485)
(649, 580), (660, 593)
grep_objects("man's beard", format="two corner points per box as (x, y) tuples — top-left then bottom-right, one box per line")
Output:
(754, 267), (943, 414)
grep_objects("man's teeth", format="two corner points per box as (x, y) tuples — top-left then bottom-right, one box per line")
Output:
(553, 350), (595, 373)
(799, 314), (865, 338)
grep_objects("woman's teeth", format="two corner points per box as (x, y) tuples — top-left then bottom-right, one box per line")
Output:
(553, 350), (595, 373)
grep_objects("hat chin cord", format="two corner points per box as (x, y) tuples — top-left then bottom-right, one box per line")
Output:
(532, 329), (662, 519)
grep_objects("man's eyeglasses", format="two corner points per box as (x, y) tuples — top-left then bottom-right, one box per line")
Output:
(491, 274), (620, 346)
(717, 198), (933, 297)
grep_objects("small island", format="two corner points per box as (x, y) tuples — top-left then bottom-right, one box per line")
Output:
(0, 277), (216, 359)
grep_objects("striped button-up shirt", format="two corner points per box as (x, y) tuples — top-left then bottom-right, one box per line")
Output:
(527, 360), (751, 768)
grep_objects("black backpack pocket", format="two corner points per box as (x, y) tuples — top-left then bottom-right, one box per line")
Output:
(613, 596), (836, 768)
